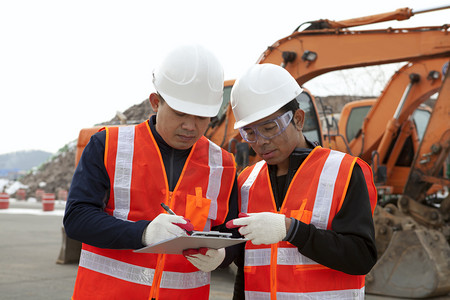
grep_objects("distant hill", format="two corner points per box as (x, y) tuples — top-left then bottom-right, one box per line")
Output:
(0, 150), (53, 173)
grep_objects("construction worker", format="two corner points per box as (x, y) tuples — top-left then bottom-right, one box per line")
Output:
(64, 44), (240, 299)
(227, 63), (377, 299)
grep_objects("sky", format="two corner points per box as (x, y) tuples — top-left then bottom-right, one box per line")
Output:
(1, 0), (449, 155)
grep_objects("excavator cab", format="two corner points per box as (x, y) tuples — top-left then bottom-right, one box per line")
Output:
(207, 79), (235, 131)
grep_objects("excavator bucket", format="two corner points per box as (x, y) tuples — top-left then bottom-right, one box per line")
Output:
(56, 127), (101, 264)
(56, 225), (81, 264)
(366, 206), (450, 298)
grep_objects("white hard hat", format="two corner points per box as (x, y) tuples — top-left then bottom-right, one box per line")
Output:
(231, 63), (303, 129)
(152, 44), (224, 117)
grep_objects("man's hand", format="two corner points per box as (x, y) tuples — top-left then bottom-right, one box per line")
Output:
(183, 247), (226, 272)
(226, 212), (287, 245)
(142, 213), (193, 246)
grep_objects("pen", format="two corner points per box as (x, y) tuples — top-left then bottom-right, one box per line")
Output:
(160, 203), (194, 235)
(160, 202), (176, 215)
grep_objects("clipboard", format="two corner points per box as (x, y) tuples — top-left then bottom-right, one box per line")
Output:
(133, 231), (247, 255)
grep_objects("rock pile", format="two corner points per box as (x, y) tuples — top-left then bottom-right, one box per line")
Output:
(18, 98), (153, 199)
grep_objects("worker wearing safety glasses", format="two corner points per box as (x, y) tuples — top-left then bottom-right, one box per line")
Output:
(227, 63), (377, 299)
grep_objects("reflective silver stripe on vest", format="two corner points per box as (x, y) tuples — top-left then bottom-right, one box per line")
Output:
(79, 250), (210, 289)
(240, 160), (265, 213)
(244, 248), (271, 266)
(113, 126), (135, 220)
(245, 287), (365, 299)
(311, 150), (345, 230)
(205, 141), (224, 226)
(277, 247), (318, 265)
(245, 248), (318, 267)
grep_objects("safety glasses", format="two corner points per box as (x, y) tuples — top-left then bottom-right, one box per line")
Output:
(239, 111), (293, 143)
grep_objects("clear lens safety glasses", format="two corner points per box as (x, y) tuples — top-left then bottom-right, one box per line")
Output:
(239, 110), (293, 143)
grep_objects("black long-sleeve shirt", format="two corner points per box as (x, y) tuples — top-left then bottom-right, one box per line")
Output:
(64, 115), (240, 266)
(233, 147), (377, 299)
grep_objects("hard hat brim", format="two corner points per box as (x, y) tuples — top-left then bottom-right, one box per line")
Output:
(233, 103), (288, 129)
(159, 91), (222, 118)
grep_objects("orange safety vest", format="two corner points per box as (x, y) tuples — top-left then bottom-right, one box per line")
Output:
(72, 121), (236, 300)
(238, 146), (376, 300)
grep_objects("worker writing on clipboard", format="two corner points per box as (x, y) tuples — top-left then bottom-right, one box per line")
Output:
(63, 44), (241, 299)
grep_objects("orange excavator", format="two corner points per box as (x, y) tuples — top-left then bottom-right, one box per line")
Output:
(61, 6), (450, 298)
(320, 58), (450, 298)
(205, 6), (450, 298)
(327, 57), (448, 195)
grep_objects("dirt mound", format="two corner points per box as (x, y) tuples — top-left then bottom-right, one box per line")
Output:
(98, 98), (154, 126)
(18, 143), (76, 199)
(18, 98), (153, 199)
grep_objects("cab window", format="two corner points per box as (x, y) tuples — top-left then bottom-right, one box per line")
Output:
(412, 109), (431, 141)
(346, 106), (372, 142)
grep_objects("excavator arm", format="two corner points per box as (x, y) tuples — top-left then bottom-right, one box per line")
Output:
(299, 5), (449, 30)
(258, 25), (449, 84)
(401, 69), (450, 223)
(309, 7), (414, 29)
(336, 57), (449, 181)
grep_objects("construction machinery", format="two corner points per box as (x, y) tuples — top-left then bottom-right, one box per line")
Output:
(321, 59), (450, 298)
(61, 6), (450, 298)
(205, 6), (450, 298)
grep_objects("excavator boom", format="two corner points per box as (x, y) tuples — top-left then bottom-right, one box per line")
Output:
(350, 58), (447, 170)
(403, 69), (450, 205)
(258, 25), (450, 84)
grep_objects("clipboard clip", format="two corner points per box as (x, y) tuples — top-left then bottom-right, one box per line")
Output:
(190, 231), (233, 238)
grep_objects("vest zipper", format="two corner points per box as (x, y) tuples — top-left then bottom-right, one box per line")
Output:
(168, 148), (174, 190)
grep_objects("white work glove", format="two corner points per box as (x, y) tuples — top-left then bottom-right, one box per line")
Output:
(142, 213), (191, 246)
(183, 248), (226, 272)
(226, 212), (286, 245)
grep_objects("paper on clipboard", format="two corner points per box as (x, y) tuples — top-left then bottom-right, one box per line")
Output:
(133, 231), (247, 255)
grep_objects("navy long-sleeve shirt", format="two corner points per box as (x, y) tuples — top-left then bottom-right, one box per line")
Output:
(64, 115), (240, 264)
